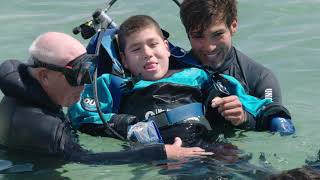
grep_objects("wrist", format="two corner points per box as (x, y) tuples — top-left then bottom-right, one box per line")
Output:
(234, 109), (247, 126)
(242, 110), (247, 124)
(237, 110), (256, 129)
(163, 144), (169, 159)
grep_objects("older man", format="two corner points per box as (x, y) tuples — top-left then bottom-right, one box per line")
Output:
(0, 32), (212, 164)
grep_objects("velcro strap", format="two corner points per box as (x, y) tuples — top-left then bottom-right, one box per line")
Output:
(148, 103), (204, 128)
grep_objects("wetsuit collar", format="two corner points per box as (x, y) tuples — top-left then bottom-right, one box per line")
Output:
(0, 60), (62, 112)
(215, 46), (236, 73)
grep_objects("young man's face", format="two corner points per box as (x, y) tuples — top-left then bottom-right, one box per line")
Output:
(121, 26), (170, 81)
(189, 19), (237, 70)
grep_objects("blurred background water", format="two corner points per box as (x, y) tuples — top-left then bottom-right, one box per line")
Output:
(0, 0), (320, 179)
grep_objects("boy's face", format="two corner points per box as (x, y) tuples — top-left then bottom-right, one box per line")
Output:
(189, 19), (237, 70)
(121, 26), (170, 81)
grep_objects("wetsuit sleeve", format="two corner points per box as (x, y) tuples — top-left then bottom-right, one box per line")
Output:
(253, 68), (282, 104)
(67, 74), (140, 137)
(238, 69), (283, 130)
(222, 75), (273, 130)
(67, 74), (116, 131)
(234, 68), (282, 130)
(236, 69), (284, 130)
(239, 71), (284, 130)
(238, 112), (256, 130)
(61, 126), (167, 164)
(78, 114), (139, 138)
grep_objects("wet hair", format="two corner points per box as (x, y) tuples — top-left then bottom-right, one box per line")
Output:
(180, 0), (237, 35)
(118, 15), (164, 52)
(266, 166), (320, 180)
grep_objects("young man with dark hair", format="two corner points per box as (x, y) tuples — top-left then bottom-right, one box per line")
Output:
(179, 0), (284, 130)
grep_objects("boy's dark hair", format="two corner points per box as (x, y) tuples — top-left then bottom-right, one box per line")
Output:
(180, 0), (237, 35)
(118, 15), (164, 52)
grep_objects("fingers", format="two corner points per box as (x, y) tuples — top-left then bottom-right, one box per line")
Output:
(211, 96), (245, 126)
(173, 138), (214, 156)
(166, 139), (213, 160)
(211, 97), (223, 108)
(219, 107), (242, 117)
(190, 147), (205, 152)
(217, 96), (242, 111)
(212, 96), (241, 110)
(173, 137), (182, 147)
(185, 147), (214, 157)
(201, 152), (214, 156)
(220, 107), (244, 125)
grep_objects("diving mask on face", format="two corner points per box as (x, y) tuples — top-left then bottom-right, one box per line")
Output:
(31, 53), (96, 86)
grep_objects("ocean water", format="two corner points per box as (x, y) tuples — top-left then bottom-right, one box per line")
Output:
(0, 0), (320, 179)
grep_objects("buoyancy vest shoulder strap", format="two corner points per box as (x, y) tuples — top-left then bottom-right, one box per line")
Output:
(87, 29), (125, 112)
(87, 28), (124, 77)
(168, 42), (201, 68)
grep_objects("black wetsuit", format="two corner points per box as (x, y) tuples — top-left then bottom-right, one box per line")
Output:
(215, 47), (281, 103)
(172, 46), (282, 130)
(119, 83), (210, 146)
(0, 60), (167, 164)
(216, 47), (281, 129)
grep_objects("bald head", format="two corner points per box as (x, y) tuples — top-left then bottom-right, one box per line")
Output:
(27, 32), (86, 107)
(28, 32), (86, 66)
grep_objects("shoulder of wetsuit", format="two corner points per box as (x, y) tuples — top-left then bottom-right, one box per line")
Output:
(0, 96), (69, 154)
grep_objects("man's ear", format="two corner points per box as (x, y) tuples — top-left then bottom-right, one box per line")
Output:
(38, 69), (49, 87)
(164, 40), (171, 57)
(120, 52), (128, 69)
(230, 19), (238, 35)
(164, 40), (169, 50)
